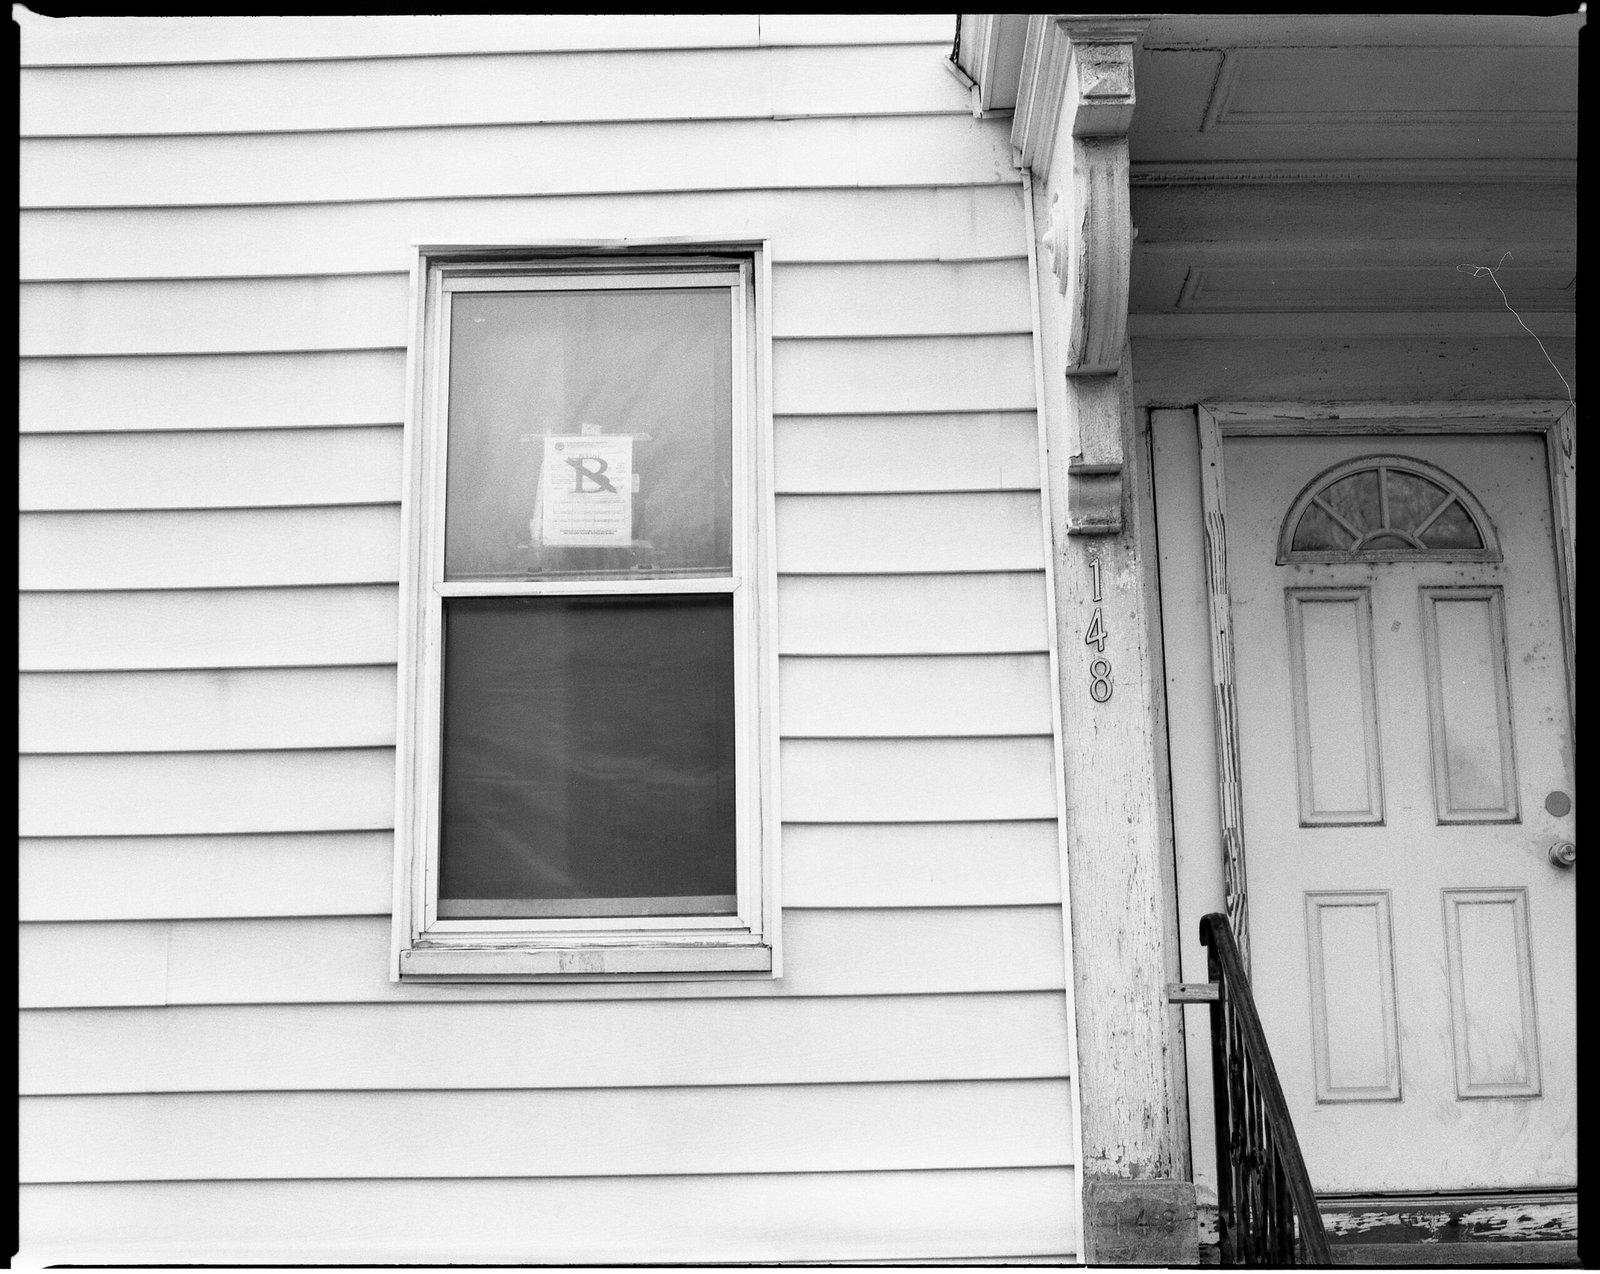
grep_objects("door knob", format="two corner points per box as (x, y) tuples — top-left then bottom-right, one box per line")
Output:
(1548, 840), (1576, 868)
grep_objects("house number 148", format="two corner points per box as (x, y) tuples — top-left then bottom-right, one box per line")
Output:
(1086, 557), (1113, 702)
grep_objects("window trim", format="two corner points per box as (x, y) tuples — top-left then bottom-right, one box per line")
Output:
(392, 241), (780, 982)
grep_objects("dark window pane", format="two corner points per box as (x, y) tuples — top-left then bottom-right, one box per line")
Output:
(438, 594), (736, 917)
(1319, 470), (1380, 534)
(1421, 500), (1485, 549)
(444, 287), (733, 580)
(1292, 503), (1354, 551)
(1384, 470), (1451, 534)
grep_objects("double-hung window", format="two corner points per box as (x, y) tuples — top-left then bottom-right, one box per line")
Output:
(394, 247), (777, 979)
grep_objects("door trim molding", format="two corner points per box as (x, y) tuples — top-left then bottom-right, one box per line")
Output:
(1194, 399), (1576, 959)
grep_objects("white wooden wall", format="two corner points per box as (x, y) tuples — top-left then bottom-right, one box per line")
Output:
(18, 14), (1076, 1264)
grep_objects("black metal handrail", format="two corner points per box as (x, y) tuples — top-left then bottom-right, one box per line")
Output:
(1200, 912), (1332, 1266)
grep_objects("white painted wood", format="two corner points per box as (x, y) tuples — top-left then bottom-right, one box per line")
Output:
(19, 45), (964, 137)
(21, 506), (400, 590)
(1221, 430), (1576, 1192)
(20, 117), (1018, 209)
(21, 350), (406, 433)
(19, 426), (403, 512)
(1443, 887), (1541, 1098)
(18, 586), (398, 671)
(775, 413), (1039, 493)
(780, 655), (1053, 737)
(20, 909), (1068, 1006)
(1285, 590), (1384, 824)
(23, 1079), (1074, 1182)
(775, 335), (1034, 415)
(20, 261), (1028, 358)
(1420, 588), (1519, 821)
(782, 737), (1056, 823)
(783, 822), (1062, 907)
(19, 186), (1029, 281)
(778, 493), (1044, 574)
(19, 749), (395, 838)
(18, 1168), (1078, 1266)
(1304, 891), (1401, 1101)
(20, 667), (397, 753)
(19, 993), (1073, 1094)
(777, 573), (1050, 654)
(772, 259), (1030, 338)
(18, 833), (394, 921)
(17, 14), (954, 65)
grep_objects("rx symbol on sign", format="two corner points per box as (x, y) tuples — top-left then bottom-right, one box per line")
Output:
(566, 456), (617, 493)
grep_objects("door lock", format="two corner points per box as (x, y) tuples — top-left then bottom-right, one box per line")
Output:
(1548, 840), (1577, 868)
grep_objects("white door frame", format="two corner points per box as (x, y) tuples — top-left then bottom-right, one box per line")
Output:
(1192, 399), (1575, 964)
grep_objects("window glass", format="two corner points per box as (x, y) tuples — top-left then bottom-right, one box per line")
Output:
(444, 287), (733, 580)
(438, 593), (737, 919)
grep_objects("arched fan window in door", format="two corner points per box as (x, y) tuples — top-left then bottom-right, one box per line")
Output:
(1277, 455), (1501, 564)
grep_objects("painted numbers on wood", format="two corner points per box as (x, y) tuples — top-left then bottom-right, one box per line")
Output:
(1086, 555), (1113, 701)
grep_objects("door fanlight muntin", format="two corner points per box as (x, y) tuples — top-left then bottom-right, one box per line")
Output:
(1277, 454), (1502, 565)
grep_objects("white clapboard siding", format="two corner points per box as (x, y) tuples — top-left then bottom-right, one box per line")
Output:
(22, 1080), (1072, 1182)
(774, 335), (1034, 414)
(18, 823), (1061, 921)
(18, 586), (398, 671)
(19, 908), (1067, 1007)
(782, 737), (1057, 823)
(783, 822), (1063, 907)
(777, 573), (1050, 654)
(20, 668), (397, 753)
(780, 655), (1053, 736)
(19, 1168), (1077, 1266)
(20, 507), (400, 591)
(20, 261), (1025, 359)
(20, 117), (1016, 209)
(19, 426), (402, 511)
(772, 259), (1030, 338)
(21, 351), (405, 433)
(20, 45), (963, 137)
(19, 187), (1028, 281)
(19, 833), (393, 921)
(774, 413), (1038, 493)
(20, 993), (1073, 1094)
(19, 277), (406, 358)
(16, 14), (954, 66)
(19, 749), (395, 838)
(776, 493), (1045, 573)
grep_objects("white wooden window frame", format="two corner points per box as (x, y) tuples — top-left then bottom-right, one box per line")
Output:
(392, 242), (780, 982)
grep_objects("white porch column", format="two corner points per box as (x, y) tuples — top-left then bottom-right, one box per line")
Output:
(1015, 15), (1198, 1264)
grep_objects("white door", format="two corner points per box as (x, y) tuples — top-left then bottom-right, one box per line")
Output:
(1222, 432), (1575, 1194)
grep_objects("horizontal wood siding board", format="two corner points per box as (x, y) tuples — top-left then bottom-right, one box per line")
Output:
(19, 1168), (1077, 1264)
(776, 493), (1045, 574)
(20, 117), (1018, 208)
(18, 822), (1062, 920)
(19, 749), (396, 837)
(22, 337), (1032, 433)
(21, 1080), (1074, 1182)
(19, 425), (403, 511)
(20, 45), (965, 137)
(782, 737), (1057, 822)
(19, 833), (394, 921)
(778, 573), (1050, 654)
(19, 187), (1028, 281)
(780, 655), (1053, 736)
(20, 667), (398, 753)
(18, 586), (399, 671)
(20, 506), (401, 591)
(20, 908), (1067, 1006)
(17, 15), (953, 65)
(19, 993), (1073, 1093)
(20, 261), (1029, 358)
(775, 413), (1039, 493)
(21, 350), (406, 433)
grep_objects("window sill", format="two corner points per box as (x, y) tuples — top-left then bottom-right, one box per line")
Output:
(398, 940), (773, 981)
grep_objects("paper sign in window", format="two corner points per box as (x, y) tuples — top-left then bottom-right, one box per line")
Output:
(540, 435), (633, 546)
